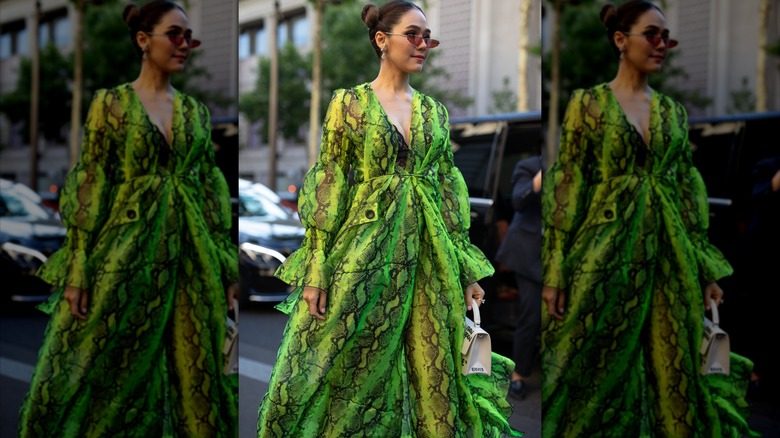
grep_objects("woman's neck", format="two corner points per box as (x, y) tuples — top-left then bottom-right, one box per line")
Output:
(133, 63), (174, 95)
(371, 64), (413, 97)
(610, 62), (651, 96)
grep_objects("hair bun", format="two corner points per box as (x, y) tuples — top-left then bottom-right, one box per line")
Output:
(123, 4), (140, 30)
(600, 3), (617, 29)
(361, 4), (379, 30)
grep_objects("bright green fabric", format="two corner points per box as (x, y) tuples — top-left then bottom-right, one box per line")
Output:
(541, 83), (758, 437)
(19, 84), (238, 437)
(257, 83), (522, 437)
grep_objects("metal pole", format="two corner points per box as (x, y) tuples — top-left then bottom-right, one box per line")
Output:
(29, 1), (41, 191)
(545, 0), (562, 170)
(69, 0), (85, 168)
(267, 1), (280, 191)
(307, 0), (323, 168)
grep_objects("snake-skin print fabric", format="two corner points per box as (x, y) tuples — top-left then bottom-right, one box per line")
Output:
(257, 83), (523, 437)
(18, 84), (238, 437)
(541, 83), (758, 437)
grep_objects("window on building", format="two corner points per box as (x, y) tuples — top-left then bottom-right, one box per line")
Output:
(279, 10), (307, 49)
(39, 8), (69, 49)
(239, 22), (266, 59)
(0, 20), (27, 60)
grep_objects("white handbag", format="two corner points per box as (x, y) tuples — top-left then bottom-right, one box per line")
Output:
(701, 298), (730, 375)
(461, 298), (492, 376)
(223, 302), (239, 375)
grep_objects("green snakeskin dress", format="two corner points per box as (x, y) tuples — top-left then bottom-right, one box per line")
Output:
(256, 83), (523, 438)
(541, 83), (758, 437)
(18, 84), (238, 437)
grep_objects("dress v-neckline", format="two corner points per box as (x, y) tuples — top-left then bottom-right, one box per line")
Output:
(367, 83), (416, 147)
(129, 83), (177, 147)
(605, 83), (655, 148)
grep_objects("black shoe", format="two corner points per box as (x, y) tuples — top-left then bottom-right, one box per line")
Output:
(509, 380), (527, 400)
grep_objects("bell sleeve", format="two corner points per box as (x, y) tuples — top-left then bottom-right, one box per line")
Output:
(198, 102), (239, 286)
(37, 89), (115, 290)
(435, 103), (495, 288)
(274, 89), (353, 291)
(674, 103), (733, 285)
(542, 89), (592, 290)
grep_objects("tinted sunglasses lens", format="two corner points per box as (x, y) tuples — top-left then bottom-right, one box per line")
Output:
(168, 35), (184, 45)
(666, 38), (679, 48)
(427, 39), (440, 48)
(405, 35), (423, 46)
(189, 39), (202, 48)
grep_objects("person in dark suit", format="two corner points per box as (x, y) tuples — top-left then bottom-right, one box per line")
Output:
(495, 155), (542, 399)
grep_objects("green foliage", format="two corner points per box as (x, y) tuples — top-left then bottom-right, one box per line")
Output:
(727, 77), (756, 114)
(238, 43), (311, 142)
(0, 44), (72, 142)
(543, 0), (711, 122)
(490, 77), (517, 114)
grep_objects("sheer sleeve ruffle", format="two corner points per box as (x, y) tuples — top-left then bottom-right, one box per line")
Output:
(436, 104), (494, 288)
(675, 103), (733, 284)
(275, 89), (353, 291)
(37, 89), (115, 291)
(542, 89), (592, 290)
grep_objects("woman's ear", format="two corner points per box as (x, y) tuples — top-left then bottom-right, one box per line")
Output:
(374, 31), (387, 48)
(135, 31), (149, 51)
(613, 31), (626, 50)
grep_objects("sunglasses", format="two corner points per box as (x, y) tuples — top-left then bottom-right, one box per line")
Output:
(146, 31), (202, 48)
(384, 32), (440, 49)
(624, 31), (678, 49)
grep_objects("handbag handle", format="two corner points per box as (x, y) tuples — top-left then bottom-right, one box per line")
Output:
(709, 298), (719, 326)
(470, 298), (481, 327)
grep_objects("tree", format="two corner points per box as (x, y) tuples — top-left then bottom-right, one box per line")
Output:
(0, 44), (72, 144)
(238, 43), (311, 142)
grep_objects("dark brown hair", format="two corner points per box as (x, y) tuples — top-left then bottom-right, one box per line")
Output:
(361, 1), (425, 59)
(600, 1), (662, 57)
(123, 0), (186, 57)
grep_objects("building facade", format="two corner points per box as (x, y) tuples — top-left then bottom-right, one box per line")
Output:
(665, 0), (780, 117)
(0, 0), (238, 188)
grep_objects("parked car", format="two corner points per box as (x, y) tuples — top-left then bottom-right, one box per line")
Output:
(0, 179), (65, 303)
(238, 180), (305, 305)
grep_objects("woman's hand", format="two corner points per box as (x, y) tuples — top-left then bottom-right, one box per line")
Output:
(464, 282), (485, 311)
(704, 282), (724, 311)
(303, 286), (327, 320)
(64, 286), (89, 321)
(542, 286), (566, 321)
(226, 282), (239, 312)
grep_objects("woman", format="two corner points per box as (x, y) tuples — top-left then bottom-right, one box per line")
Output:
(18, 2), (238, 436)
(541, 1), (757, 437)
(257, 2), (521, 437)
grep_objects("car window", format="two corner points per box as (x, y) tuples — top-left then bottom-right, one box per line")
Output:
(239, 191), (291, 221)
(0, 192), (52, 220)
